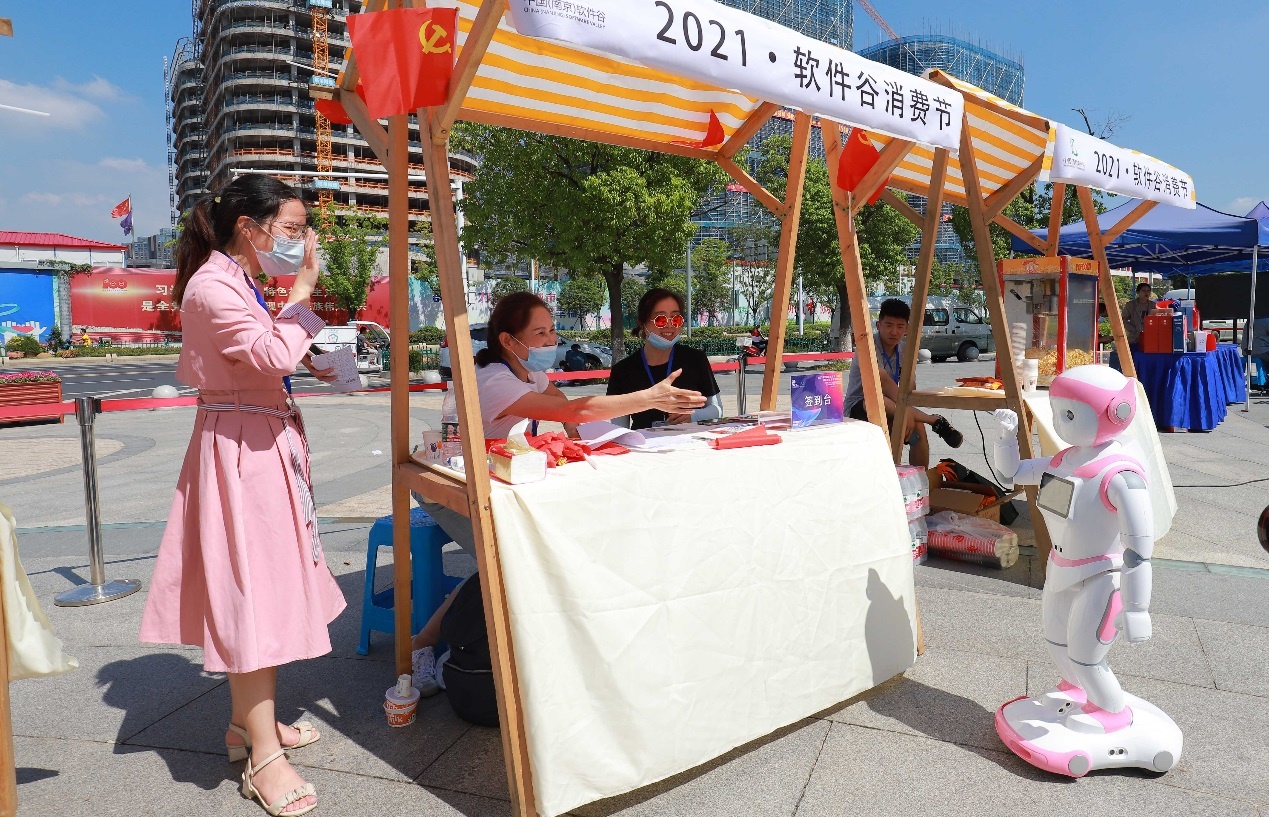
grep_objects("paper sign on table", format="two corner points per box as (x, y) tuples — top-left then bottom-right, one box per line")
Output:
(790, 372), (845, 429)
(309, 347), (363, 392)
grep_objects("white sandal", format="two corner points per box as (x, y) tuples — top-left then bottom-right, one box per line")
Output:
(241, 748), (317, 817)
(227, 721), (321, 763)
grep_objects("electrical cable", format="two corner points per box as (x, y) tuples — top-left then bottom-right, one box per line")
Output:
(1173, 477), (1269, 489)
(973, 410), (1010, 492)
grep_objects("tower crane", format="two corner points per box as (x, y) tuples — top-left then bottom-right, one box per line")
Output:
(312, 2), (333, 207)
(855, 0), (899, 42)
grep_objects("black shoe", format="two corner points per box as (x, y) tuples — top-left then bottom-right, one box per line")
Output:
(931, 416), (963, 448)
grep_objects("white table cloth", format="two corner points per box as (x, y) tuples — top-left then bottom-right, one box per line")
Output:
(488, 421), (917, 817)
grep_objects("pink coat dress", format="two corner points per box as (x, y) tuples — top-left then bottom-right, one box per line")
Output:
(139, 251), (346, 673)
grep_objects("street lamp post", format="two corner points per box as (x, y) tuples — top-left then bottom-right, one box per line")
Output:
(686, 245), (693, 338)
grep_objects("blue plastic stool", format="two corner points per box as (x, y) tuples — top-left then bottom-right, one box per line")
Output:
(357, 507), (463, 655)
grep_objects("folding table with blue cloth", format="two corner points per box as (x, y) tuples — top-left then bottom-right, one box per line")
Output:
(1109, 344), (1246, 431)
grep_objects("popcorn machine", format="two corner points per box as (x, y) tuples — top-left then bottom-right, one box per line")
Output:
(999, 257), (1100, 387)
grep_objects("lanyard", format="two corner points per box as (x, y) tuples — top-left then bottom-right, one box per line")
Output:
(879, 342), (901, 382)
(494, 360), (539, 436)
(641, 345), (674, 389)
(228, 257), (291, 395)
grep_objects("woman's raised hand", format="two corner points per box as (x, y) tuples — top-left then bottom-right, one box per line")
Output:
(643, 369), (706, 414)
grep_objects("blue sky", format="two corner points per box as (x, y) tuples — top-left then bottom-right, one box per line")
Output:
(1, 0), (1266, 244)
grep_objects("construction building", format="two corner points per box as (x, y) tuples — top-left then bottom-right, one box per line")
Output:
(167, 0), (475, 225)
(859, 32), (1026, 267)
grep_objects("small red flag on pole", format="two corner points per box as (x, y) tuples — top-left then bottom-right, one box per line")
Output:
(837, 128), (888, 205)
(110, 197), (131, 219)
(673, 111), (726, 150)
(346, 7), (458, 119)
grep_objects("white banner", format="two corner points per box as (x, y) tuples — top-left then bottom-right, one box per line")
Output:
(506, 0), (965, 151)
(1044, 123), (1196, 210)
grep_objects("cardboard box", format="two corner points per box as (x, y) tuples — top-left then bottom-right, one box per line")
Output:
(929, 471), (1020, 524)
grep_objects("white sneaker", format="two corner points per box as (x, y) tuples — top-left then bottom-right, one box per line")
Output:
(411, 647), (441, 697)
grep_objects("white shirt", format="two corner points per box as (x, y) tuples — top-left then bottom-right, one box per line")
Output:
(475, 362), (550, 439)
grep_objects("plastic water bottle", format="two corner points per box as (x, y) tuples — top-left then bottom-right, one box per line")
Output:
(441, 388), (462, 461)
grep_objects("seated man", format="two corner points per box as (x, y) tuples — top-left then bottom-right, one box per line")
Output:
(844, 298), (962, 468)
(563, 343), (588, 372)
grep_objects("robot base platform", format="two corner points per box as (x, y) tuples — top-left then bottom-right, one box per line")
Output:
(995, 686), (1183, 777)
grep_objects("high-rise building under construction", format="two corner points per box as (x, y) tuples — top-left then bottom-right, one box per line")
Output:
(167, 0), (474, 224)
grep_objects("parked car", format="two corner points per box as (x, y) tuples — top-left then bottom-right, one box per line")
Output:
(868, 296), (994, 362)
(312, 320), (388, 373)
(438, 324), (489, 380)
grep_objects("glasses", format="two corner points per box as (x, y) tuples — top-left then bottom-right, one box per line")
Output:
(651, 314), (685, 329)
(261, 220), (308, 239)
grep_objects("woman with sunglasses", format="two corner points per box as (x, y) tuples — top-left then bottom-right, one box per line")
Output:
(606, 288), (723, 429)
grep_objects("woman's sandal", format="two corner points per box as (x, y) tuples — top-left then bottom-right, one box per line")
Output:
(227, 721), (321, 763)
(241, 748), (317, 817)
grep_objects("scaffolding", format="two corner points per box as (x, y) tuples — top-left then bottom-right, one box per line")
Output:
(717, 0), (853, 49)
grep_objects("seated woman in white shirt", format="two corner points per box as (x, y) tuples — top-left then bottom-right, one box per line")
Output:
(410, 291), (704, 689)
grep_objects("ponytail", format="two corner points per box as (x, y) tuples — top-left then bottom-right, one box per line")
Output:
(172, 175), (304, 305)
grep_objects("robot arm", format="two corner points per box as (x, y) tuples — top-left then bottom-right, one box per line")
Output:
(991, 409), (1049, 486)
(1107, 471), (1155, 643)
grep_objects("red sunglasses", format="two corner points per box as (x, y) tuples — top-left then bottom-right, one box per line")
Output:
(652, 314), (685, 329)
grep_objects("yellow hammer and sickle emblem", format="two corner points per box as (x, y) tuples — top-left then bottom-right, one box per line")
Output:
(419, 21), (452, 55)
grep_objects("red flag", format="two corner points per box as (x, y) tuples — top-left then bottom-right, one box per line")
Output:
(673, 110), (726, 149)
(837, 128), (888, 205)
(110, 198), (131, 219)
(315, 85), (369, 126)
(346, 7), (457, 119)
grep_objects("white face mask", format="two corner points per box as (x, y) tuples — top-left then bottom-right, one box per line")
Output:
(251, 221), (306, 277)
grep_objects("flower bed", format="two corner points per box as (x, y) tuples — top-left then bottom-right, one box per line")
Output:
(0, 371), (64, 424)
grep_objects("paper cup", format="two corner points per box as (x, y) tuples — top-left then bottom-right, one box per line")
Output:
(385, 685), (420, 727)
(420, 431), (443, 462)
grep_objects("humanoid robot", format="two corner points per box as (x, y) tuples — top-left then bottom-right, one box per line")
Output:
(991, 365), (1182, 777)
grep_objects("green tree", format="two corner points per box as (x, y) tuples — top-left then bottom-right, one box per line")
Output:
(409, 218), (441, 297)
(949, 182), (1103, 278)
(491, 276), (528, 306)
(687, 238), (732, 325)
(316, 203), (386, 322)
(452, 123), (725, 358)
(755, 132), (918, 349)
(620, 276), (647, 327)
(558, 275), (606, 329)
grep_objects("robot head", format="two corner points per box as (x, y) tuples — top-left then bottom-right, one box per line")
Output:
(1048, 365), (1137, 447)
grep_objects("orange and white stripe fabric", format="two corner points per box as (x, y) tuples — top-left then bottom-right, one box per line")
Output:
(428, 0), (762, 148)
(866, 70), (1050, 205)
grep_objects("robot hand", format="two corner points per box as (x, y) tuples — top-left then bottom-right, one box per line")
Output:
(992, 409), (1019, 438)
(1117, 610), (1153, 643)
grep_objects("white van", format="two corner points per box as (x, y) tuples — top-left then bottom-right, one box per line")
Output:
(312, 320), (388, 373)
(869, 296), (994, 362)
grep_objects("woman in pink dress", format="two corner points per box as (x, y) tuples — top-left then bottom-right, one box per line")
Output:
(139, 176), (345, 816)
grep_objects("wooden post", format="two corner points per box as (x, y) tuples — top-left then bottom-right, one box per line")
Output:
(0, 583), (16, 817)
(891, 148), (949, 463)
(1078, 187), (1138, 379)
(386, 113), (415, 676)
(822, 121), (911, 434)
(959, 116), (1053, 562)
(415, 108), (538, 817)
(760, 112), (812, 411)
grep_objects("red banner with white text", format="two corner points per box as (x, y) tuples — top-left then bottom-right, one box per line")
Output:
(72, 269), (394, 332)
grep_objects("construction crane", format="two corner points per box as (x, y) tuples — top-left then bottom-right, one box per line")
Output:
(855, 0), (899, 42)
(312, 1), (333, 207)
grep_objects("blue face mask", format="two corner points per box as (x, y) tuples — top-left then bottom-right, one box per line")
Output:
(513, 336), (556, 372)
(252, 221), (306, 277)
(645, 331), (677, 351)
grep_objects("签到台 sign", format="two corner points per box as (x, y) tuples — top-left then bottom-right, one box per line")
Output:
(505, 0), (965, 151)
(1044, 123), (1196, 210)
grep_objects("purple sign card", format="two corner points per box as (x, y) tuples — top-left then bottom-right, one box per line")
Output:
(791, 372), (845, 429)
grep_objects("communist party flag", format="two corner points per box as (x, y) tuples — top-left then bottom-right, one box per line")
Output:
(314, 85), (367, 126)
(837, 128), (888, 205)
(346, 7), (457, 120)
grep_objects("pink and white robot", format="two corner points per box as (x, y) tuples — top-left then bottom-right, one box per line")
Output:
(991, 365), (1182, 777)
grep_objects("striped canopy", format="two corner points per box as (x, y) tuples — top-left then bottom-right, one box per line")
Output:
(444, 0), (762, 151)
(866, 70), (1050, 206)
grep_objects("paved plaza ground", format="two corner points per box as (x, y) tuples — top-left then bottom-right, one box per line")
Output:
(2, 358), (1267, 816)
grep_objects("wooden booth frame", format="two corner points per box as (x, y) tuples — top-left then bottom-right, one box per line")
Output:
(318, 3), (1152, 813)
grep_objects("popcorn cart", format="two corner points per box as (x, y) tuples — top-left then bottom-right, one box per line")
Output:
(999, 256), (1100, 387)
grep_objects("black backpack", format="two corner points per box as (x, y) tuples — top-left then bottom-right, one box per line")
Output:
(439, 575), (499, 727)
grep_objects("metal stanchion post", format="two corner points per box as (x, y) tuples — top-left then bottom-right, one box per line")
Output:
(54, 397), (142, 607)
(736, 338), (749, 416)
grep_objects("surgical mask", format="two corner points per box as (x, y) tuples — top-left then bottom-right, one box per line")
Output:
(514, 336), (556, 372)
(645, 331), (677, 351)
(252, 223), (306, 277)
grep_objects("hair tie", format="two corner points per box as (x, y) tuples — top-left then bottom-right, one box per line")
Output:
(213, 196), (221, 204)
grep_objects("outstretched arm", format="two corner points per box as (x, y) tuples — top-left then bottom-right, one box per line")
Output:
(991, 409), (1050, 485)
(1107, 471), (1154, 643)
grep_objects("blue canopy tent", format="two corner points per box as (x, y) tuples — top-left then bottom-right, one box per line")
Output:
(1012, 201), (1263, 411)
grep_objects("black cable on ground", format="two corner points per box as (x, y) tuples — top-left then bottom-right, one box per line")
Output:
(972, 411), (1009, 492)
(1174, 477), (1269, 489)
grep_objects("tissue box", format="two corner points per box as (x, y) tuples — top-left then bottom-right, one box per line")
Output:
(488, 448), (548, 484)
